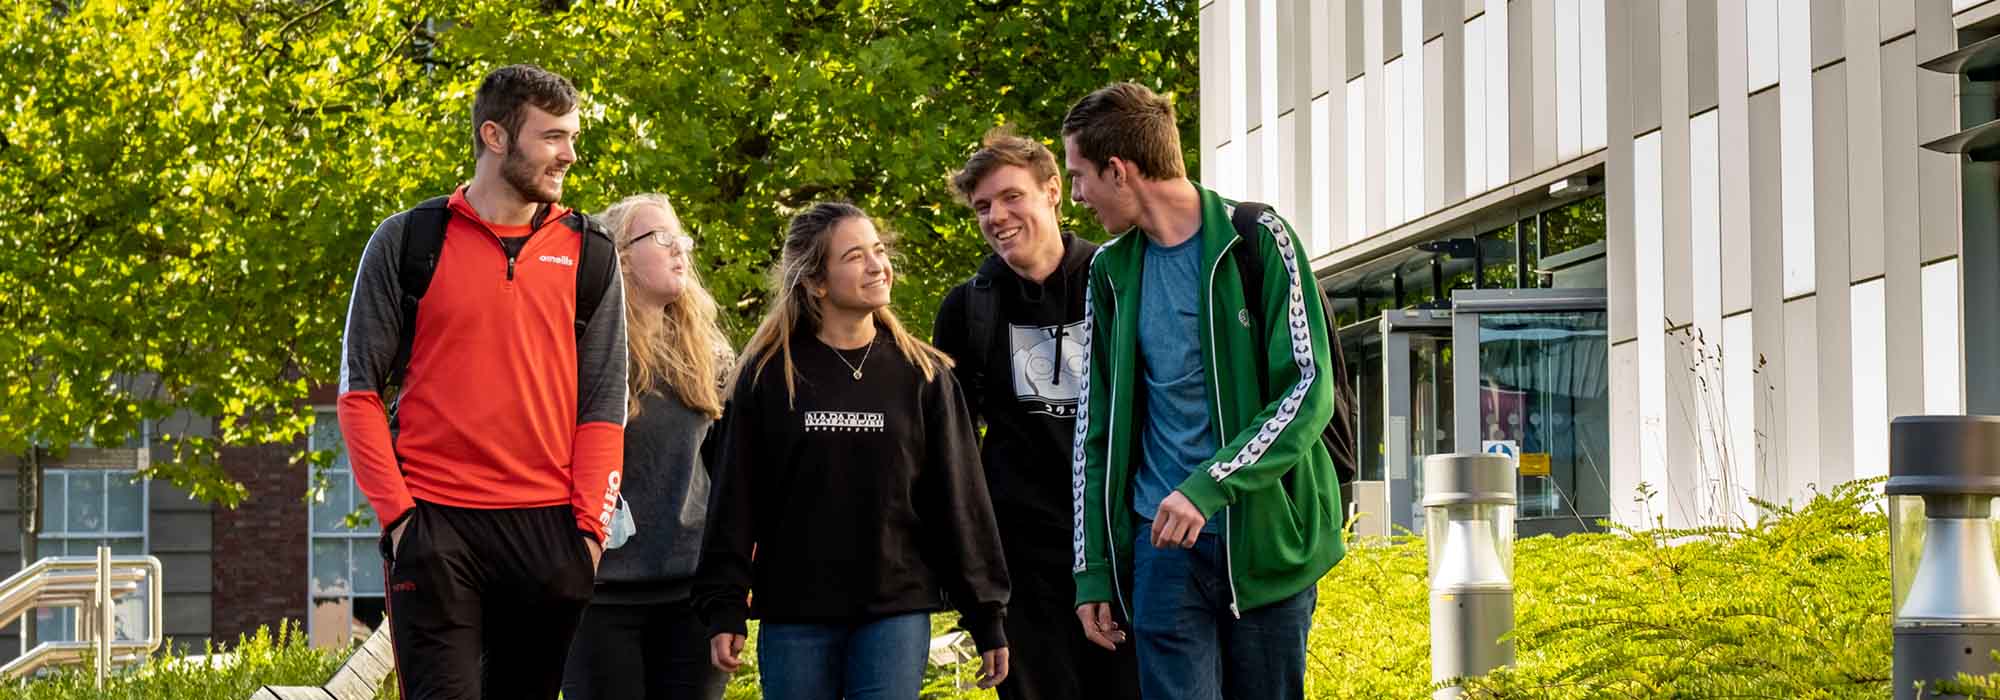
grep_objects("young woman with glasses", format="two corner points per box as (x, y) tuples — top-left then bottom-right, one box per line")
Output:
(562, 193), (734, 700)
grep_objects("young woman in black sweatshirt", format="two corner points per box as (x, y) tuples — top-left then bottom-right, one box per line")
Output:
(561, 194), (734, 700)
(694, 201), (1012, 699)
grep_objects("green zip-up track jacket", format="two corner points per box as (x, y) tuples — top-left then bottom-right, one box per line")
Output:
(1071, 183), (1345, 617)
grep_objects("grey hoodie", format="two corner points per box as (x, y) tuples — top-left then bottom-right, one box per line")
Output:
(590, 386), (716, 604)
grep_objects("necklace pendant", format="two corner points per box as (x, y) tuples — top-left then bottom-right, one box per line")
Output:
(852, 369), (863, 380)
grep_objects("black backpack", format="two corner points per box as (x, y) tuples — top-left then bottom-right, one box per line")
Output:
(385, 195), (618, 391)
(959, 273), (1001, 399)
(1229, 202), (1361, 488)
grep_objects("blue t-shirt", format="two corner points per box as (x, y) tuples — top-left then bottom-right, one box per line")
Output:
(1132, 232), (1221, 532)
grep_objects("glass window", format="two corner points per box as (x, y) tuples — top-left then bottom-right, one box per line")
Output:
(66, 474), (104, 533)
(1406, 336), (1456, 525)
(1473, 311), (1612, 522)
(1342, 327), (1386, 483)
(1478, 224), (1519, 290)
(308, 409), (385, 649)
(108, 477), (143, 533)
(35, 469), (148, 645)
(1534, 195), (1608, 288)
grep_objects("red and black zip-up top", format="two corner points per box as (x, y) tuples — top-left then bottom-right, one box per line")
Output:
(337, 187), (628, 542)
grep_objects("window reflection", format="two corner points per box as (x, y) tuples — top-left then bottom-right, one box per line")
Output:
(1475, 311), (1612, 523)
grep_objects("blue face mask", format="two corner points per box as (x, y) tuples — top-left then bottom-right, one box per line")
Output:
(603, 494), (638, 550)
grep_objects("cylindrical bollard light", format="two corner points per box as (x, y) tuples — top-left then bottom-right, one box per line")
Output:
(1426, 453), (1516, 700)
(1890, 415), (2000, 700)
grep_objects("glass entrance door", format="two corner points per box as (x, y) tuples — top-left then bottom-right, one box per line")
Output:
(1451, 289), (1611, 536)
(1381, 309), (1453, 533)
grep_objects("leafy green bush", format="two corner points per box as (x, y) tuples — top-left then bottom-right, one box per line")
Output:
(1314, 479), (1892, 699)
(0, 621), (389, 700)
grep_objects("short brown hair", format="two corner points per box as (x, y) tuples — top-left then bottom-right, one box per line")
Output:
(1060, 82), (1186, 180)
(470, 64), (580, 157)
(950, 127), (1061, 203)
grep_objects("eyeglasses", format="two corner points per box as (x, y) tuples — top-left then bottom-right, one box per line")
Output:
(624, 230), (695, 257)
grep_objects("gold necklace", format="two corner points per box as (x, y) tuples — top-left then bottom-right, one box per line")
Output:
(829, 340), (872, 380)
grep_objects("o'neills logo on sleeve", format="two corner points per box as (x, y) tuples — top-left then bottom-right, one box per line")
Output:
(597, 471), (622, 527)
(804, 411), (886, 432)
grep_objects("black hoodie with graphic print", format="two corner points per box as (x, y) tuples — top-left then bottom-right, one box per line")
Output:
(933, 233), (1098, 574)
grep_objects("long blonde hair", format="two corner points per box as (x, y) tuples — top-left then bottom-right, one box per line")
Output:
(735, 201), (950, 406)
(601, 194), (732, 419)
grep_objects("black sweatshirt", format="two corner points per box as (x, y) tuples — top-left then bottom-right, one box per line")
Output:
(693, 331), (1011, 651)
(932, 234), (1098, 575)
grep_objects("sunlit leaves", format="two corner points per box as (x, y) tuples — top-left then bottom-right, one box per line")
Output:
(4, 0), (1195, 505)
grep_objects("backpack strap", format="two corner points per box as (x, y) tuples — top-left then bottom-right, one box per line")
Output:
(390, 196), (453, 390)
(1230, 201), (1274, 402)
(1229, 201), (1360, 485)
(962, 273), (1000, 392)
(568, 211), (617, 341)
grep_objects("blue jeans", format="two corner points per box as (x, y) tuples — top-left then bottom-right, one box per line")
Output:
(1130, 528), (1316, 700)
(756, 613), (931, 700)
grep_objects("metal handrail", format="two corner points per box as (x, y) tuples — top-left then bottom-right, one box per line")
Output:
(0, 643), (151, 680)
(0, 553), (164, 682)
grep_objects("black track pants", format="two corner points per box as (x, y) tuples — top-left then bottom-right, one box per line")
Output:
(997, 593), (1142, 700)
(383, 501), (595, 700)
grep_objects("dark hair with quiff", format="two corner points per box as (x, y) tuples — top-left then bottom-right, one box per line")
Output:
(470, 64), (580, 158)
(950, 126), (1061, 203)
(1059, 82), (1186, 180)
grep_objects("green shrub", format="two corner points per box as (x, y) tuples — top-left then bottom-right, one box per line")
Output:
(0, 621), (372, 700)
(1314, 478), (1892, 699)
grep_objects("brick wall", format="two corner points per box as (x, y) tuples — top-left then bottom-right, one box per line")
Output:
(211, 439), (308, 642)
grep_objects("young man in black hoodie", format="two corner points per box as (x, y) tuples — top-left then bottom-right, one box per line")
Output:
(933, 128), (1142, 700)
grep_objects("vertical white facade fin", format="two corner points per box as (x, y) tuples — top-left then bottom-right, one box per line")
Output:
(1635, 132), (1671, 524)
(1692, 112), (1723, 344)
(1465, 14), (1488, 197)
(1228, 0), (1248, 196)
(1580, 0), (1607, 151)
(1345, 76), (1367, 242)
(1311, 94), (1333, 254)
(1486, 0), (1510, 189)
(1385, 58), (1405, 226)
(1748, 1), (1780, 91)
(1258, 0), (1279, 204)
(1402, 0), (1425, 223)
(1852, 280), (1889, 480)
(1724, 313), (1757, 515)
(1691, 111), (1725, 514)
(1555, 0), (1583, 159)
(1778, 0), (1816, 298)
(1923, 259), (1964, 415)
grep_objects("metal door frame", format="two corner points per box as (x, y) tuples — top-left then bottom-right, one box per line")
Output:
(1380, 308), (1453, 533)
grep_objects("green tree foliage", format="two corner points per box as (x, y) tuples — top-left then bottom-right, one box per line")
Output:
(0, 0), (1195, 503)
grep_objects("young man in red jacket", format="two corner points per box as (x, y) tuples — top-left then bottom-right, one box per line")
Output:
(337, 64), (627, 699)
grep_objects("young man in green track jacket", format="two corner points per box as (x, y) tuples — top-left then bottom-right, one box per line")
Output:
(1062, 82), (1344, 700)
